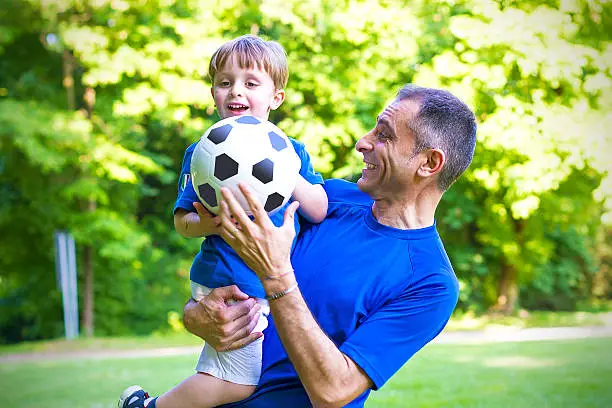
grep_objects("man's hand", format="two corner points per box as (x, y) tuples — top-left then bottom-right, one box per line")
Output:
(218, 184), (299, 280)
(182, 285), (262, 351)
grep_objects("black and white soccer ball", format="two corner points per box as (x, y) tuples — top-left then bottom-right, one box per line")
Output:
(190, 115), (301, 215)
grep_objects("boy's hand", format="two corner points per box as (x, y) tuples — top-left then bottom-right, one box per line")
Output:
(193, 202), (221, 235)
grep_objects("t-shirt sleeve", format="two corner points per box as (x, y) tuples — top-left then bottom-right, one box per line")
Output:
(174, 144), (199, 213)
(291, 139), (324, 185)
(339, 272), (459, 390)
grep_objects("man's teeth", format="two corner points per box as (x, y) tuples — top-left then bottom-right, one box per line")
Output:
(366, 163), (377, 170)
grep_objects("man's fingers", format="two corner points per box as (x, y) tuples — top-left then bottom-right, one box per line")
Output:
(223, 302), (260, 336)
(219, 201), (241, 243)
(283, 201), (300, 226)
(219, 298), (258, 323)
(224, 332), (263, 352)
(210, 285), (250, 303)
(220, 187), (251, 228)
(237, 183), (272, 226)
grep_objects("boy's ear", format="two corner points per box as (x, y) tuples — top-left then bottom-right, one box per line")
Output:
(210, 87), (215, 100)
(270, 89), (285, 110)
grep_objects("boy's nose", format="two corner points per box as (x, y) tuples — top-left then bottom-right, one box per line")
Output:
(230, 83), (244, 96)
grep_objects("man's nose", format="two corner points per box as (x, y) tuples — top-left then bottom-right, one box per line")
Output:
(355, 132), (373, 153)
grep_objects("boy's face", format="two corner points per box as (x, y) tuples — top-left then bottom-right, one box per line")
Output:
(211, 56), (285, 121)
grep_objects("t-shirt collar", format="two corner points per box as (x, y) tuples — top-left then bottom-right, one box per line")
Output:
(364, 205), (438, 240)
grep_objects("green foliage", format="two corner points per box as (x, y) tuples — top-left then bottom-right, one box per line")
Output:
(0, 0), (610, 342)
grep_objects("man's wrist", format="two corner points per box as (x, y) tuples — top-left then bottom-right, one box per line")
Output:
(262, 273), (296, 299)
(265, 282), (299, 301)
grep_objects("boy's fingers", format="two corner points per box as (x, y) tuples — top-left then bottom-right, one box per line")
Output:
(193, 202), (215, 218)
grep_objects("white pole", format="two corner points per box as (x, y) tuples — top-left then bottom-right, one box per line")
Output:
(54, 231), (79, 340)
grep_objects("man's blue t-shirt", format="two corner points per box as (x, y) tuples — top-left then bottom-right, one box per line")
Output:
(174, 138), (323, 298)
(224, 178), (460, 407)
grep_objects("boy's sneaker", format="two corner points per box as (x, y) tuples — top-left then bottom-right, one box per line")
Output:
(118, 385), (154, 408)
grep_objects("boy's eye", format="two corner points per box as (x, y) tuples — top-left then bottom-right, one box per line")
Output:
(246, 82), (258, 87)
(218, 80), (230, 87)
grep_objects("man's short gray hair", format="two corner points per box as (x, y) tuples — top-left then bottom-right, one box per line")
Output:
(397, 84), (477, 191)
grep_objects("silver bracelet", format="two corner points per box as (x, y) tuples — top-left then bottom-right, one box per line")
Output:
(265, 282), (299, 301)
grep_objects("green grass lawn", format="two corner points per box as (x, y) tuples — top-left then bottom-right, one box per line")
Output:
(0, 331), (202, 356)
(1, 338), (610, 408)
(2, 310), (608, 357)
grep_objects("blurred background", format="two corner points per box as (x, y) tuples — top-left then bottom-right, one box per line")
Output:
(0, 0), (611, 406)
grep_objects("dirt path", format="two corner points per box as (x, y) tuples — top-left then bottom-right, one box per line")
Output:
(2, 324), (611, 364)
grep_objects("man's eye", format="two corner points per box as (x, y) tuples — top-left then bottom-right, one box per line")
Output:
(377, 130), (389, 139)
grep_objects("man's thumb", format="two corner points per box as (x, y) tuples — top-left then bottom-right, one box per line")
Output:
(215, 285), (249, 301)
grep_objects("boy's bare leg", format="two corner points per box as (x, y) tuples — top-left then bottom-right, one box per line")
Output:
(155, 373), (255, 408)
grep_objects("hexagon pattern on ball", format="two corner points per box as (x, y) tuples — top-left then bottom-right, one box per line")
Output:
(268, 131), (288, 151)
(264, 192), (285, 213)
(236, 116), (260, 125)
(252, 158), (274, 184)
(191, 115), (300, 215)
(214, 154), (239, 181)
(207, 124), (233, 144)
(198, 183), (218, 208)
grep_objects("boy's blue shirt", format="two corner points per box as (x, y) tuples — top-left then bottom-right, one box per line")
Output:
(174, 138), (323, 298)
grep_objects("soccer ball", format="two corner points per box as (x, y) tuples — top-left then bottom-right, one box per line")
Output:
(190, 115), (301, 215)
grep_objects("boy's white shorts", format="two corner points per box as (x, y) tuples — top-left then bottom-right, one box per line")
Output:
(191, 282), (270, 386)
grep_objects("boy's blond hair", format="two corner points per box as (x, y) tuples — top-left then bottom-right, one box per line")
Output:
(208, 35), (289, 90)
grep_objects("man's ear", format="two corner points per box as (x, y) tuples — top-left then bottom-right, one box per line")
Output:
(417, 148), (445, 178)
(270, 89), (286, 110)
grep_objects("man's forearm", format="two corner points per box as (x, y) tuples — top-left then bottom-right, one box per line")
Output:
(265, 278), (371, 407)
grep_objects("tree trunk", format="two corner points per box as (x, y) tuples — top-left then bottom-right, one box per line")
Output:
(491, 218), (524, 315)
(82, 87), (96, 337)
(492, 261), (519, 314)
(83, 236), (94, 337)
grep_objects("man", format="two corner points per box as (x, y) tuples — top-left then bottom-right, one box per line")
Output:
(183, 84), (477, 407)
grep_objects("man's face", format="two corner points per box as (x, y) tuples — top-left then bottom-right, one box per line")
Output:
(211, 56), (284, 121)
(355, 99), (421, 197)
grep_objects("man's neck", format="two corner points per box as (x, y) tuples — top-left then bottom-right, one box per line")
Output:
(371, 188), (441, 230)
